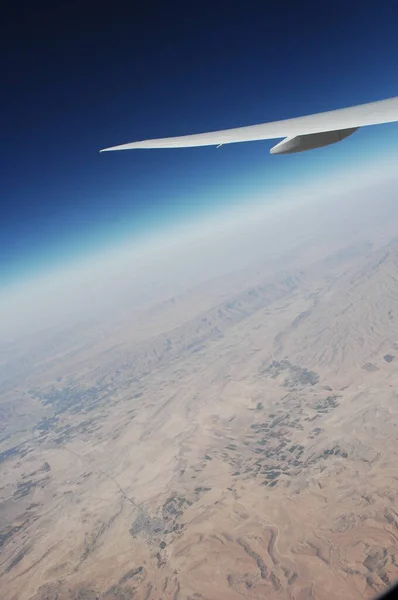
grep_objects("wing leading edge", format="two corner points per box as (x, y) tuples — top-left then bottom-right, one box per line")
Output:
(100, 97), (398, 155)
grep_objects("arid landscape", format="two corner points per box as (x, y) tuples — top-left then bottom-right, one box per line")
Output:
(1, 179), (398, 600)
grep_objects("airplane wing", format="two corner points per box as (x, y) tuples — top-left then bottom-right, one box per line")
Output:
(100, 97), (398, 155)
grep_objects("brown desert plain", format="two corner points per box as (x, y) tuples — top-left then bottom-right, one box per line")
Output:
(1, 173), (398, 600)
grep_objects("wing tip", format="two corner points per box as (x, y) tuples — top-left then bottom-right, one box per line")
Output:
(99, 144), (131, 153)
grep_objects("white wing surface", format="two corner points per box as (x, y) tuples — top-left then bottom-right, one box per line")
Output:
(100, 97), (398, 155)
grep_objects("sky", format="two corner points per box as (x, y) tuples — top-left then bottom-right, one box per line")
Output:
(1, 0), (398, 289)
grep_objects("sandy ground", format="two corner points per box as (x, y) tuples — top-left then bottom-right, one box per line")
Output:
(2, 189), (398, 600)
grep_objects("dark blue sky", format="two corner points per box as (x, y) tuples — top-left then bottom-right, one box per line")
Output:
(1, 0), (397, 285)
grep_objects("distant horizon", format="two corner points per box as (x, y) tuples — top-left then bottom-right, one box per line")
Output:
(3, 133), (398, 291)
(1, 156), (397, 344)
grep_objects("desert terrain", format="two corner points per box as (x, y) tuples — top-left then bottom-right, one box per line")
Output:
(1, 181), (398, 600)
